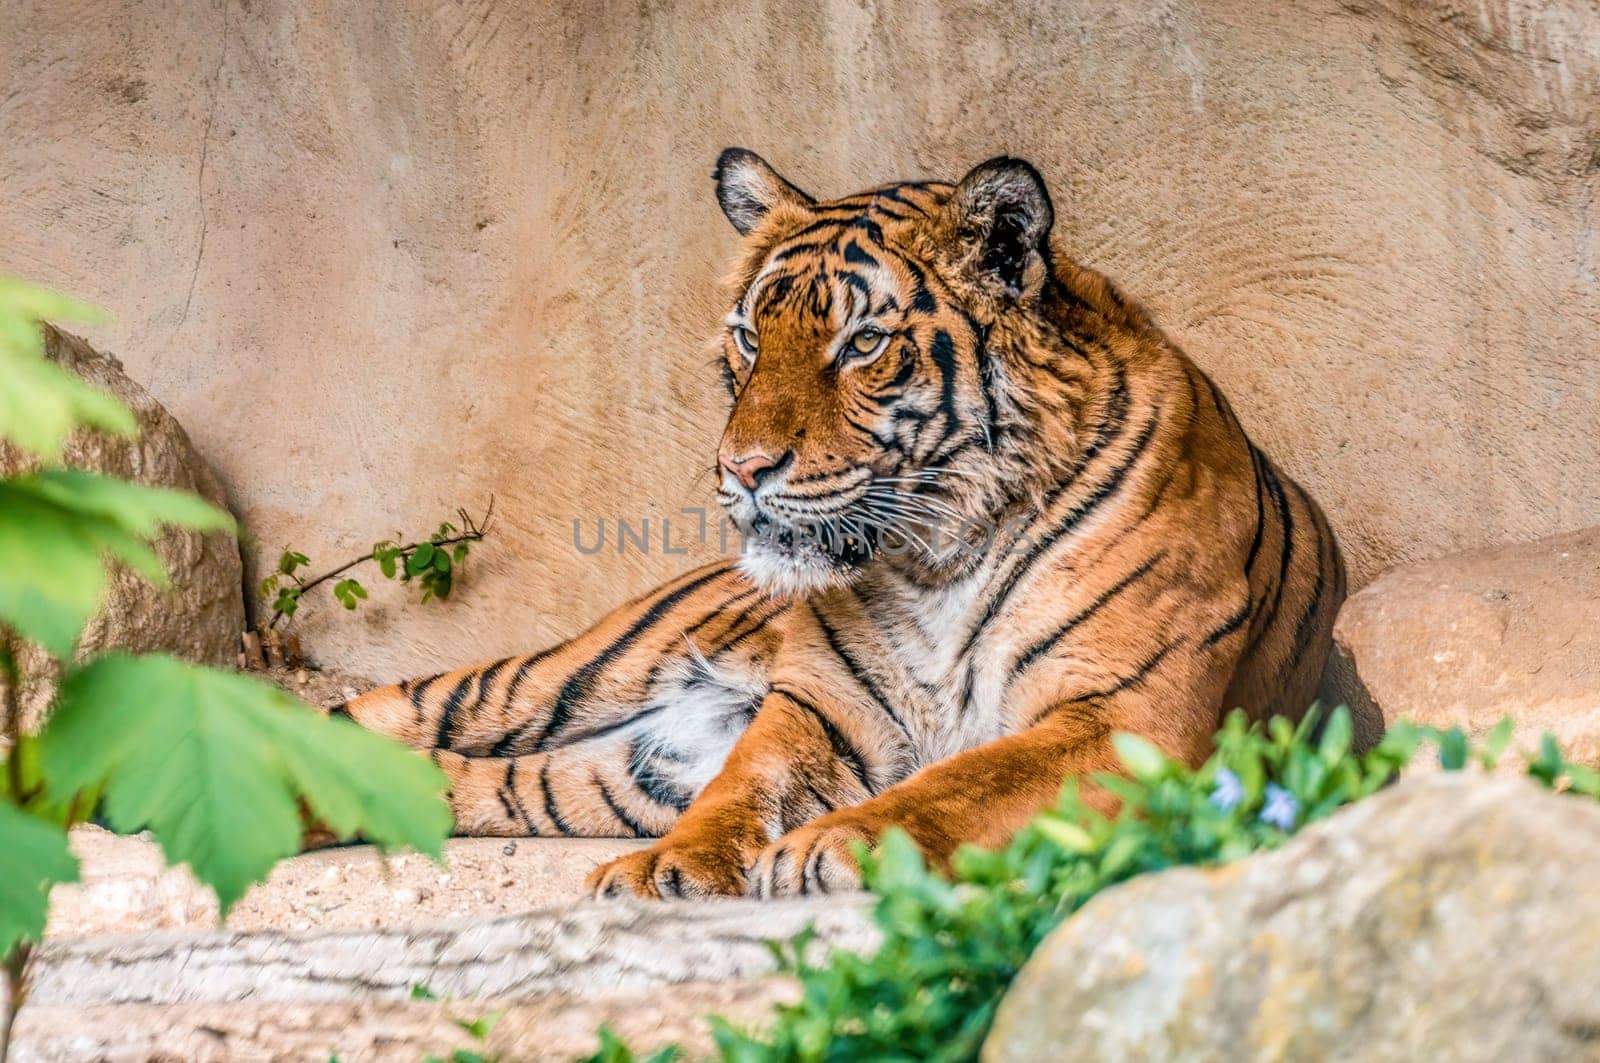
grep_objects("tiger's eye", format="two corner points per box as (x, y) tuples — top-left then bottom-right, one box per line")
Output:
(849, 328), (887, 357)
(733, 326), (759, 357)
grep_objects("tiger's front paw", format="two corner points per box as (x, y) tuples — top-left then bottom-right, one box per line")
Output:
(587, 841), (747, 900)
(746, 813), (879, 898)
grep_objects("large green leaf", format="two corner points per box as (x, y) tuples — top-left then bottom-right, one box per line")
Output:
(0, 472), (235, 657)
(0, 800), (80, 955)
(40, 654), (451, 912)
(0, 276), (132, 461)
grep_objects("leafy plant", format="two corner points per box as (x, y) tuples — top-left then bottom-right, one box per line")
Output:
(259, 503), (493, 627)
(0, 278), (453, 1060)
(585, 708), (1598, 1063)
(410, 982), (506, 1063)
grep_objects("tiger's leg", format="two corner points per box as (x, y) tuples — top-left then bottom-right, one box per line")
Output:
(586, 682), (911, 897)
(336, 560), (787, 837)
(745, 693), (1220, 898)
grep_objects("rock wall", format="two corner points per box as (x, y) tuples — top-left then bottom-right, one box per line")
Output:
(2, 0), (1596, 681)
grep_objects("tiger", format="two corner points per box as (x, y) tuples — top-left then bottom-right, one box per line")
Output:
(334, 149), (1350, 899)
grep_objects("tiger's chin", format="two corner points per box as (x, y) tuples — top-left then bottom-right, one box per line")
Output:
(736, 532), (867, 598)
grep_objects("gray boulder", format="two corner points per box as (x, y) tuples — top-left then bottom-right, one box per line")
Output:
(984, 774), (1600, 1062)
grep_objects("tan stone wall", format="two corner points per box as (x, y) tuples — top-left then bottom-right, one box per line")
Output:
(3, 0), (1596, 681)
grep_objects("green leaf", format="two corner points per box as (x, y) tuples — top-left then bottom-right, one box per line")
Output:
(40, 654), (451, 912)
(0, 800), (80, 954)
(1438, 727), (1469, 772)
(0, 471), (233, 656)
(0, 278), (131, 461)
(453, 1008), (503, 1040)
(432, 550), (452, 574)
(407, 542), (436, 575)
(278, 549), (310, 576)
(1318, 706), (1353, 765)
(1034, 816), (1094, 853)
(1112, 732), (1168, 780)
(1480, 716), (1515, 769)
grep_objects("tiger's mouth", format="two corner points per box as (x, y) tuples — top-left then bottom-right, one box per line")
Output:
(733, 514), (877, 595)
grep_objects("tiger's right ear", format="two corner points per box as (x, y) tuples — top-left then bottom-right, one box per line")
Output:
(713, 149), (816, 235)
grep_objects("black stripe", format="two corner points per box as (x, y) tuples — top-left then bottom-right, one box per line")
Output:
(771, 685), (873, 793)
(540, 761), (579, 835)
(1254, 458), (1295, 638)
(961, 407), (1156, 661)
(1011, 551), (1167, 677)
(842, 241), (878, 268)
(812, 608), (912, 742)
(895, 252), (938, 313)
(328, 702), (353, 720)
(437, 656), (514, 749)
(628, 737), (693, 811)
(1200, 598), (1253, 650)
(1243, 444), (1268, 579)
(594, 773), (645, 837)
(1282, 481), (1331, 684)
(1098, 638), (1183, 697)
(927, 329), (962, 457)
(850, 216), (886, 244)
(684, 587), (761, 642)
(405, 672), (449, 722)
(501, 760), (537, 834)
(491, 565), (732, 754)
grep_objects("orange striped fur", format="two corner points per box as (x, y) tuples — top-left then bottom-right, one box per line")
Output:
(338, 152), (1344, 899)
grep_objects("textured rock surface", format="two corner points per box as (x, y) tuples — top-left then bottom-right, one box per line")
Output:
(984, 774), (1600, 1062)
(48, 827), (644, 937)
(15, 981), (792, 1062)
(30, 896), (873, 1006)
(1334, 526), (1600, 767)
(0, 326), (243, 727)
(17, 896), (873, 1060)
(3, 1), (1596, 681)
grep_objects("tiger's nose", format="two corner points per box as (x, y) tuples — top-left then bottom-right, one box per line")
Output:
(720, 451), (785, 491)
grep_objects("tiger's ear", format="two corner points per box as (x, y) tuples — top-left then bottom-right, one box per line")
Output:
(943, 157), (1054, 300)
(713, 148), (815, 235)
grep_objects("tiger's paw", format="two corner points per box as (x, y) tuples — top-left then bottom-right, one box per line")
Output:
(746, 814), (879, 898)
(587, 842), (747, 900)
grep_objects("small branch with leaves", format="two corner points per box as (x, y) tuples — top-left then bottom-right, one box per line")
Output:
(258, 499), (495, 629)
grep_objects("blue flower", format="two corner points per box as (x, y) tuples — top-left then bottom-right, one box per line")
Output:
(1259, 784), (1300, 831)
(1209, 767), (1245, 812)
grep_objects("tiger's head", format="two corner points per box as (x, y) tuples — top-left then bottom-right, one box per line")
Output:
(710, 149), (1069, 596)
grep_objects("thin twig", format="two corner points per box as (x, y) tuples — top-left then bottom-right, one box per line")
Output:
(268, 498), (495, 628)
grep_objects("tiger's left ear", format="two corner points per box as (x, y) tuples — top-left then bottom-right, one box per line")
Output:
(942, 157), (1054, 300)
(713, 148), (816, 235)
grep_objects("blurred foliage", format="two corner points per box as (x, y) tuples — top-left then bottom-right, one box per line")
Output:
(0, 277), (451, 1059)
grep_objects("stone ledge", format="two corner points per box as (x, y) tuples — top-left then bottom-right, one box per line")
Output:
(14, 979), (796, 1062)
(50, 827), (648, 937)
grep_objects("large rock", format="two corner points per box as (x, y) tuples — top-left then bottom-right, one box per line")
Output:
(1334, 527), (1600, 767)
(984, 774), (1600, 1062)
(0, 326), (244, 729)
(4, 1), (1596, 680)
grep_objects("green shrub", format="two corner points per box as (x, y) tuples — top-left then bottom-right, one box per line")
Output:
(586, 709), (1598, 1063)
